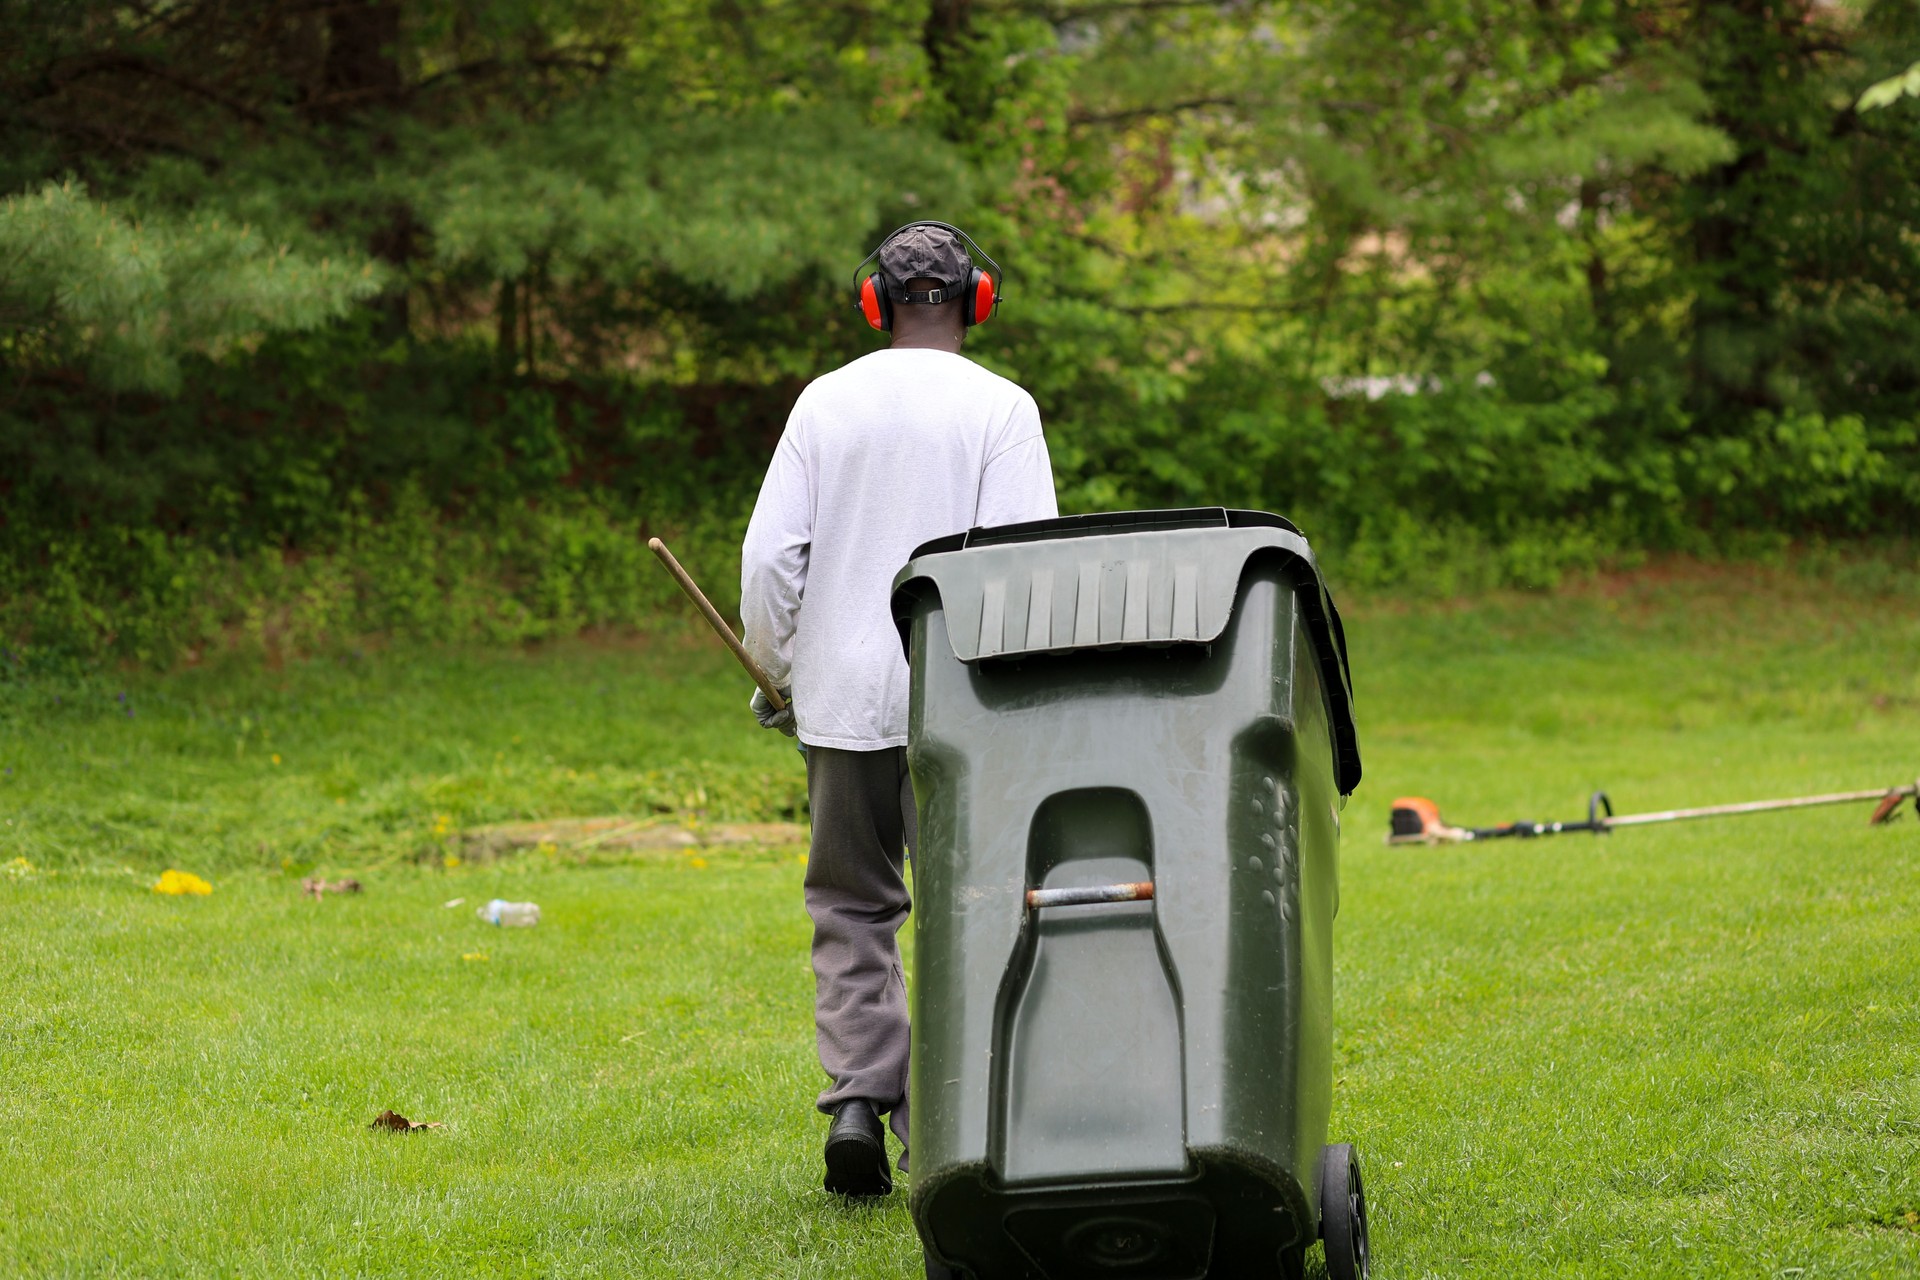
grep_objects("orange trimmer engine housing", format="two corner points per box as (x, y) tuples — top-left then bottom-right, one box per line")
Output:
(1388, 797), (1447, 843)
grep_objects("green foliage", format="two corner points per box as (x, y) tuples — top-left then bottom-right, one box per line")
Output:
(415, 104), (957, 294)
(5, 1), (1920, 664)
(0, 181), (383, 392)
(1859, 57), (1920, 110)
(0, 468), (751, 670)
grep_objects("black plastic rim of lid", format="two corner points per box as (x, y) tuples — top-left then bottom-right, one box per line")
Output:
(909, 508), (1301, 560)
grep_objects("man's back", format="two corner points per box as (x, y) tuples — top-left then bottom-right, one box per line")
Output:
(740, 346), (1056, 749)
(739, 219), (1054, 1209)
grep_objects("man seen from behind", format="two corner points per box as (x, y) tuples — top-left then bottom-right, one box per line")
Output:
(739, 222), (1058, 1198)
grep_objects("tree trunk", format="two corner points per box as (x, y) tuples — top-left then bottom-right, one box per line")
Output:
(1685, 0), (1800, 418)
(323, 2), (403, 114)
(496, 277), (519, 375)
(923, 0), (974, 77)
(923, 0), (976, 133)
(322, 2), (411, 341)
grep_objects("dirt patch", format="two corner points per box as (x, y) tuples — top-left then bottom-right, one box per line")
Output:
(461, 815), (807, 860)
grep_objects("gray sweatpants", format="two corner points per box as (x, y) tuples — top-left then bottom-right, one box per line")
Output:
(804, 744), (917, 1158)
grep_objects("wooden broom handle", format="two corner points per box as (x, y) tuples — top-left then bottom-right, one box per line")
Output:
(648, 538), (786, 712)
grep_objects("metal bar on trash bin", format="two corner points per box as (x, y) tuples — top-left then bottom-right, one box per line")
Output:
(1025, 881), (1155, 909)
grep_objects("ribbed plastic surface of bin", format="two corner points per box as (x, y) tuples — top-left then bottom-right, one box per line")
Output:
(890, 507), (1362, 1280)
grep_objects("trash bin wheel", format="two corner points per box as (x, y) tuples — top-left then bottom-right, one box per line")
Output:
(923, 1247), (958, 1280)
(1319, 1142), (1371, 1280)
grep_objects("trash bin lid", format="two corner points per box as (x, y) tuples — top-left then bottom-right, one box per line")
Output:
(891, 508), (1361, 795)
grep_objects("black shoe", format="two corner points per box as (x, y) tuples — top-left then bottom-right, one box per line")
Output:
(823, 1100), (892, 1198)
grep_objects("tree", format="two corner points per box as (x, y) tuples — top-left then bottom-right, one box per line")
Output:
(0, 1), (957, 390)
(4, 0), (1918, 648)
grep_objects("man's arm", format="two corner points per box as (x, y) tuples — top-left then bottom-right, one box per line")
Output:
(976, 395), (1058, 527)
(740, 416), (812, 691)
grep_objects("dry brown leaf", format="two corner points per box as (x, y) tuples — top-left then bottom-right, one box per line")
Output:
(369, 1109), (442, 1132)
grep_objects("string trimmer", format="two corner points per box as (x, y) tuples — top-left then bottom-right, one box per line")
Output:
(1388, 778), (1919, 846)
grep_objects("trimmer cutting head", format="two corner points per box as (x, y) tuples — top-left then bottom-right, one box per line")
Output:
(1870, 790), (1918, 825)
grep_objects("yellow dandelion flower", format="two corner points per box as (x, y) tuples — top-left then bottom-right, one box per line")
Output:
(153, 869), (213, 896)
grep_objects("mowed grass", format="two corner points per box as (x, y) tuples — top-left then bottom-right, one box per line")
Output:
(0, 622), (810, 875)
(2, 566), (1918, 1277)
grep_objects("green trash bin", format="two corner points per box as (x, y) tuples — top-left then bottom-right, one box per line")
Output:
(890, 508), (1367, 1280)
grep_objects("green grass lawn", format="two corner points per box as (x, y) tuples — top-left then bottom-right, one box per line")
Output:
(3, 567), (1918, 1277)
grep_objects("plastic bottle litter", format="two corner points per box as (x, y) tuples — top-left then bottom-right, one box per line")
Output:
(477, 899), (540, 927)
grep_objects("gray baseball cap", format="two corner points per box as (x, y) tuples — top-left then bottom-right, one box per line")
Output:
(878, 224), (973, 288)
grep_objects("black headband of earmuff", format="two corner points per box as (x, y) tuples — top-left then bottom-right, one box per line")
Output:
(851, 220), (1005, 300)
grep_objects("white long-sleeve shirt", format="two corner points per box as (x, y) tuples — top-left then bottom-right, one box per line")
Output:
(739, 348), (1058, 749)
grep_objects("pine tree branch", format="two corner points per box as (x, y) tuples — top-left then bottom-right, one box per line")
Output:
(1070, 95), (1243, 125)
(413, 47), (623, 95)
(44, 52), (268, 126)
(16, 107), (211, 161)
(1110, 300), (1309, 314)
(120, 0), (218, 41)
(1007, 0), (1240, 23)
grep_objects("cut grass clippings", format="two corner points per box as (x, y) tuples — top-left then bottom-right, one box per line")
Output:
(1, 564), (1917, 1277)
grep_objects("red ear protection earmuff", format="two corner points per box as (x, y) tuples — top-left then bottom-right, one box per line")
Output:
(969, 269), (997, 328)
(858, 271), (894, 332)
(852, 221), (1003, 332)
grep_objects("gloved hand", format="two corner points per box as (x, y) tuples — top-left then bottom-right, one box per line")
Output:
(750, 686), (796, 737)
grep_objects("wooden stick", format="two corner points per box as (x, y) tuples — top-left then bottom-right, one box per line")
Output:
(647, 538), (786, 711)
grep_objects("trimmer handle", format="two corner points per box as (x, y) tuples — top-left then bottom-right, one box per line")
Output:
(1588, 791), (1613, 832)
